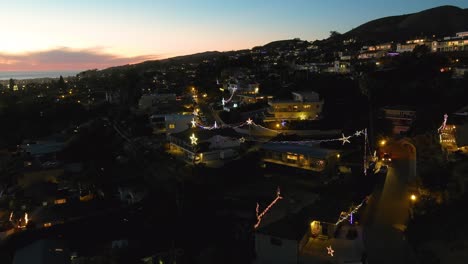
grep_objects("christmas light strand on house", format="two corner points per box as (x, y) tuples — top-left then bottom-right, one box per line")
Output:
(335, 196), (370, 226)
(363, 128), (369, 175)
(438, 113), (448, 133)
(221, 87), (237, 106)
(254, 187), (283, 229)
(193, 117), (368, 146)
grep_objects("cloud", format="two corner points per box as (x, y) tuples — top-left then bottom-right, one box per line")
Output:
(0, 47), (160, 71)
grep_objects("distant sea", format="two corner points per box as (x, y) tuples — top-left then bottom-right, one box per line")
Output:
(0, 71), (80, 80)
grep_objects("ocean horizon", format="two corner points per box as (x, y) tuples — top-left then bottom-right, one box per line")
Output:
(0, 70), (81, 80)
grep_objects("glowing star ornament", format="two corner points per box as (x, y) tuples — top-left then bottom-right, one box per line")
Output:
(339, 133), (351, 145)
(190, 133), (198, 145)
(191, 118), (197, 128)
(239, 137), (246, 143)
(246, 118), (253, 125)
(327, 246), (334, 257)
(354, 130), (363, 136)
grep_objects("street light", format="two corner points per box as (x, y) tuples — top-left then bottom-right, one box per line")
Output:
(379, 140), (387, 146)
(410, 194), (417, 202)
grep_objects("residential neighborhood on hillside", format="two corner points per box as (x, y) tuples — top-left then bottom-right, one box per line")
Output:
(1, 3), (468, 264)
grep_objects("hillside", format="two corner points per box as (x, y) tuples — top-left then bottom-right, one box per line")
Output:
(87, 5), (468, 76)
(340, 5), (468, 42)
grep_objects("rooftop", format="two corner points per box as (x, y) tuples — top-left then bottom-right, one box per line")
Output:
(261, 143), (338, 159)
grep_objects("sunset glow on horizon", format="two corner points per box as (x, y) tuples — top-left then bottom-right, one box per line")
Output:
(1, 0), (467, 71)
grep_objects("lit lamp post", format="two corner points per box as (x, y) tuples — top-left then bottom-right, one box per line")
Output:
(379, 140), (386, 147)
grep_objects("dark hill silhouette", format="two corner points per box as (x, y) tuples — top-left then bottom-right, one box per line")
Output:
(340, 5), (468, 42)
(85, 5), (468, 75)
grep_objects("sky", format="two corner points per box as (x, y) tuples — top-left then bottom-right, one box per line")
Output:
(0, 0), (467, 71)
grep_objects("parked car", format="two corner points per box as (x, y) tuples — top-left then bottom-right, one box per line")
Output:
(382, 152), (392, 163)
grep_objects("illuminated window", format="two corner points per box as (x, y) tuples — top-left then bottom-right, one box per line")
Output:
(54, 199), (66, 205)
(169, 124), (175, 129)
(44, 222), (52, 227)
(303, 105), (311, 109)
(287, 154), (298, 160)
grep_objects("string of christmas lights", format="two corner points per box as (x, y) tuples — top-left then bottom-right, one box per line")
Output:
(437, 113), (448, 133)
(192, 117), (367, 146)
(364, 128), (369, 175)
(335, 196), (369, 226)
(254, 187), (283, 229)
(222, 87), (237, 106)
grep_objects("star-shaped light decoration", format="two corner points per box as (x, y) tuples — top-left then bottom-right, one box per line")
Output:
(246, 118), (253, 125)
(191, 118), (197, 128)
(339, 133), (351, 145)
(354, 130), (363, 137)
(239, 137), (246, 143)
(326, 246), (334, 257)
(190, 133), (198, 145)
(193, 110), (198, 116)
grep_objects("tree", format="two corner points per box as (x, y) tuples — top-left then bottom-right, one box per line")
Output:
(329, 31), (341, 38)
(57, 75), (67, 91)
(412, 44), (430, 58)
(9, 78), (15, 90)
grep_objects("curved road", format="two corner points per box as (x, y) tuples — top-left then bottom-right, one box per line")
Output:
(362, 139), (418, 264)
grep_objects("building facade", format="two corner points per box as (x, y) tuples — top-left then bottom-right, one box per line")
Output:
(266, 92), (323, 121)
(261, 143), (339, 174)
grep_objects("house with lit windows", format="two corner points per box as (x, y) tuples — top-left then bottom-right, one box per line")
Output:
(432, 32), (468, 52)
(255, 201), (366, 264)
(260, 143), (340, 175)
(380, 105), (416, 135)
(439, 105), (468, 154)
(149, 114), (194, 134)
(265, 91), (324, 122)
(396, 38), (434, 53)
(167, 127), (243, 166)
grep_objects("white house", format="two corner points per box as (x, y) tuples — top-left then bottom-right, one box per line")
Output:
(255, 206), (366, 264)
(266, 91), (323, 121)
(167, 127), (243, 167)
(380, 105), (416, 135)
(150, 114), (194, 134)
(138, 93), (176, 111)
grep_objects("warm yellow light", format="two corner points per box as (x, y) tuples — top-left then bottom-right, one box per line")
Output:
(276, 123), (280, 128)
(337, 154), (341, 158)
(379, 140), (386, 146)
(410, 194), (417, 201)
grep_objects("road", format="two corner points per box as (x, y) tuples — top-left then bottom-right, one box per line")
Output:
(362, 139), (418, 264)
